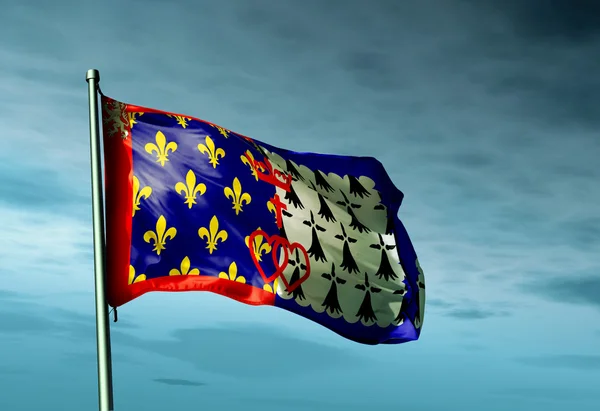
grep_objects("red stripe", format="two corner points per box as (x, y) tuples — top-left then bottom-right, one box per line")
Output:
(103, 98), (134, 307)
(126, 275), (276, 307)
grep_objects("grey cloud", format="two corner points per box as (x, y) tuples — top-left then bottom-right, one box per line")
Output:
(445, 307), (510, 320)
(426, 298), (454, 309)
(516, 355), (600, 371)
(233, 0), (318, 50)
(339, 50), (401, 91)
(0, 311), (62, 333)
(556, 217), (600, 251)
(152, 378), (206, 387)
(523, 275), (600, 309)
(489, 0), (600, 42)
(447, 151), (496, 170)
(424, 298), (510, 320)
(0, 162), (87, 212)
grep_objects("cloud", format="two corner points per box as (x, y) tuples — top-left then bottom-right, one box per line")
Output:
(0, 293), (365, 379)
(516, 355), (600, 371)
(0, 161), (87, 213)
(152, 378), (205, 387)
(0, 206), (92, 294)
(424, 298), (510, 320)
(0, 1), (599, 391)
(485, 0), (600, 42)
(445, 307), (509, 320)
(523, 275), (600, 310)
(119, 324), (367, 379)
(493, 386), (599, 401)
(425, 298), (455, 309)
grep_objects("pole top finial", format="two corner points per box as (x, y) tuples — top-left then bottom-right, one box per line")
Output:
(86, 69), (100, 82)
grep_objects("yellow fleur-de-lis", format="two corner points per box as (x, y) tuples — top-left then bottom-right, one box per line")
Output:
(224, 177), (251, 215)
(145, 131), (178, 167)
(167, 114), (191, 128)
(132, 175), (152, 217)
(197, 136), (225, 168)
(244, 228), (272, 262)
(198, 215), (228, 254)
(211, 124), (230, 138)
(241, 150), (265, 180)
(128, 265), (146, 284)
(169, 256), (200, 276)
(175, 170), (207, 208)
(266, 200), (277, 223)
(218, 261), (245, 283)
(143, 215), (177, 255)
(263, 277), (279, 294)
(129, 112), (144, 129)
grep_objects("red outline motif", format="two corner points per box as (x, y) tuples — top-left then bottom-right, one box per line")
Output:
(242, 152), (292, 192)
(269, 194), (287, 229)
(244, 151), (311, 291)
(248, 230), (311, 293)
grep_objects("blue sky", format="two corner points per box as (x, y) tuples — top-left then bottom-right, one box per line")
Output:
(1, 0), (599, 410)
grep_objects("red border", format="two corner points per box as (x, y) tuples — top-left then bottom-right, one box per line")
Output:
(102, 96), (275, 308)
(126, 103), (256, 141)
(102, 96), (133, 308)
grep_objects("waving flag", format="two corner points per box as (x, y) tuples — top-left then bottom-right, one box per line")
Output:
(101, 94), (425, 345)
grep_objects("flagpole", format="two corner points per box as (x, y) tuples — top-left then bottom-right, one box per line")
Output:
(86, 68), (115, 411)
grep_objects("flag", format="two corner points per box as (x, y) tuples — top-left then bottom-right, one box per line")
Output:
(101, 94), (425, 345)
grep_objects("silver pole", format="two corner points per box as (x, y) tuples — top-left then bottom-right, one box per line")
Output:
(86, 69), (115, 411)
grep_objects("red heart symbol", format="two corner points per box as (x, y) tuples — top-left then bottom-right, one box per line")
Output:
(248, 230), (288, 284)
(247, 230), (311, 292)
(281, 241), (311, 293)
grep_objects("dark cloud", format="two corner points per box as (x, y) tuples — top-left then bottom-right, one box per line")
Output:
(493, 0), (600, 42)
(448, 152), (496, 170)
(152, 378), (205, 387)
(340, 50), (400, 91)
(516, 355), (600, 371)
(524, 275), (600, 309)
(233, 0), (317, 51)
(0, 311), (61, 333)
(557, 217), (600, 250)
(445, 307), (509, 320)
(552, 164), (599, 180)
(426, 298), (455, 308)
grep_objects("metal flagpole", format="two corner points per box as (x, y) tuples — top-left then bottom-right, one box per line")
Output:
(86, 69), (115, 411)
